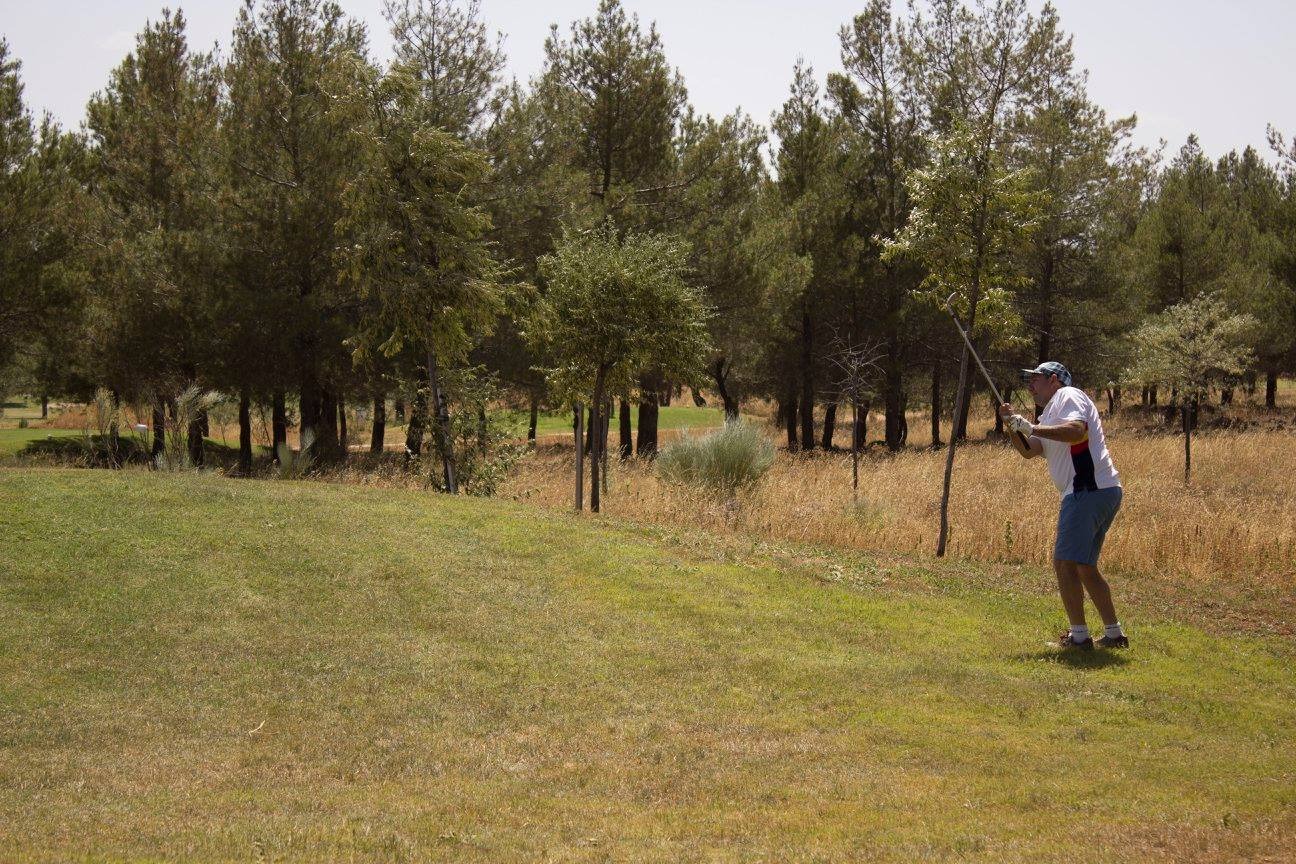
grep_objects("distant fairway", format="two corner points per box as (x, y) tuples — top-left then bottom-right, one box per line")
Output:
(507, 403), (737, 439)
(0, 427), (82, 457)
(1, 469), (1293, 862)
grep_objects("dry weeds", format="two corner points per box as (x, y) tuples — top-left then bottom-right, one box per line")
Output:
(501, 406), (1296, 629)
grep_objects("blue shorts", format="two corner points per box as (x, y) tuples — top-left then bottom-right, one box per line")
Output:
(1055, 486), (1123, 566)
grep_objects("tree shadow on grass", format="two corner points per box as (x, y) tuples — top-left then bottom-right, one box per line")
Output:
(1010, 649), (1131, 670)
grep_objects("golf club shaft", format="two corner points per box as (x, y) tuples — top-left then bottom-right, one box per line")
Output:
(948, 313), (1005, 404)
(943, 298), (1030, 448)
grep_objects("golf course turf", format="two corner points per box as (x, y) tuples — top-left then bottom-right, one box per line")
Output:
(1, 468), (1292, 862)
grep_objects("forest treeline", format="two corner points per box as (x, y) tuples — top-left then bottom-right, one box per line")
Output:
(2, 0), (1294, 484)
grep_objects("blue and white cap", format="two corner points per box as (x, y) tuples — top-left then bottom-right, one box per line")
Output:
(1019, 361), (1072, 386)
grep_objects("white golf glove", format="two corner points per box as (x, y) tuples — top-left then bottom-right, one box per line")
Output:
(1007, 414), (1034, 436)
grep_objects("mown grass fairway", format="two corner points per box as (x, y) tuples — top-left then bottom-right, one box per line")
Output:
(0, 427), (82, 457)
(1, 469), (1293, 862)
(508, 403), (732, 439)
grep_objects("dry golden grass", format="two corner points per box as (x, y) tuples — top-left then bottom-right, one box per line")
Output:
(501, 404), (1296, 634)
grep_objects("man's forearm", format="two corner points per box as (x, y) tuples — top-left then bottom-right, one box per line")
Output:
(1031, 421), (1087, 444)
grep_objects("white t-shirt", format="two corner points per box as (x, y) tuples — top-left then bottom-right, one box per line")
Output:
(1035, 386), (1121, 496)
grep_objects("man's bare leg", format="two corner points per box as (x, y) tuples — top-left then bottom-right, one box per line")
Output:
(1053, 558), (1087, 626)
(1075, 563), (1119, 626)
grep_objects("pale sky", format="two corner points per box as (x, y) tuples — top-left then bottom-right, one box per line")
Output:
(2, 0), (1293, 163)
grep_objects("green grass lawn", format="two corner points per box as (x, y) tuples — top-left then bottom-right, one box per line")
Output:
(0, 427), (83, 457)
(509, 403), (733, 438)
(1, 469), (1293, 862)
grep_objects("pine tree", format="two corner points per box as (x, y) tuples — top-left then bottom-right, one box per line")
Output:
(223, 0), (374, 462)
(0, 41), (89, 390)
(84, 11), (223, 464)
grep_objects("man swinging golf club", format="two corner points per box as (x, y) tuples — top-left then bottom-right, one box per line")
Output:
(1000, 362), (1129, 650)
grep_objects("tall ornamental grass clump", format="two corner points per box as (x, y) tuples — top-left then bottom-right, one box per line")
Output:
(156, 385), (223, 471)
(657, 420), (774, 500)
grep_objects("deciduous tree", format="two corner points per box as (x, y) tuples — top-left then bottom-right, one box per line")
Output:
(534, 228), (711, 512)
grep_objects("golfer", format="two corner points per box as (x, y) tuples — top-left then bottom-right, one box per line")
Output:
(1000, 362), (1128, 650)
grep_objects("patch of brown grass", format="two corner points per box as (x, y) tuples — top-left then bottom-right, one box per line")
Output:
(501, 406), (1296, 634)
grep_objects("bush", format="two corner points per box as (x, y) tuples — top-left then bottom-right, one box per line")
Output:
(155, 385), (223, 471)
(426, 367), (527, 497)
(657, 419), (774, 499)
(18, 418), (28, 429)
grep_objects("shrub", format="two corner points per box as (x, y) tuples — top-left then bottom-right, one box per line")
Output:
(657, 419), (774, 499)
(425, 367), (528, 497)
(155, 385), (223, 471)
(275, 429), (315, 480)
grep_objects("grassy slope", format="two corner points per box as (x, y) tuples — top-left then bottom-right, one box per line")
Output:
(1, 469), (1293, 863)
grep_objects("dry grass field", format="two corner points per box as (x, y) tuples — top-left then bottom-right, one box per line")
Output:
(501, 396), (1296, 636)
(8, 389), (1294, 629)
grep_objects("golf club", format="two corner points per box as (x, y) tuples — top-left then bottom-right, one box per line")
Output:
(942, 293), (1031, 449)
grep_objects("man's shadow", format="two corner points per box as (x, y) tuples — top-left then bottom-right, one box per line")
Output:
(1011, 650), (1131, 669)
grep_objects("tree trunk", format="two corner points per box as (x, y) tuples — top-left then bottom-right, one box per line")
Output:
(394, 399), (405, 422)
(953, 360), (973, 442)
(272, 391), (287, 462)
(637, 383), (660, 458)
(821, 401), (837, 450)
(711, 357), (739, 419)
(854, 400), (868, 450)
(187, 410), (205, 468)
(404, 391), (427, 460)
(1182, 403), (1192, 484)
(1265, 370), (1278, 409)
(319, 388), (339, 460)
(799, 390), (815, 450)
(370, 394), (386, 454)
(691, 388), (706, 407)
(527, 392), (539, 445)
(573, 403), (584, 510)
(1149, 385), (1158, 407)
(992, 392), (1004, 437)
(601, 400), (610, 496)
(1220, 387), (1233, 406)
(930, 361), (942, 449)
(152, 402), (166, 459)
(238, 391), (252, 476)
(799, 308), (815, 450)
(619, 399), (632, 458)
(585, 406), (597, 455)
(299, 379), (320, 457)
(851, 401), (860, 504)
(884, 353), (904, 452)
(590, 375), (606, 512)
(41, 395), (49, 419)
(337, 393), (348, 457)
(937, 346), (971, 557)
(427, 350), (456, 493)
